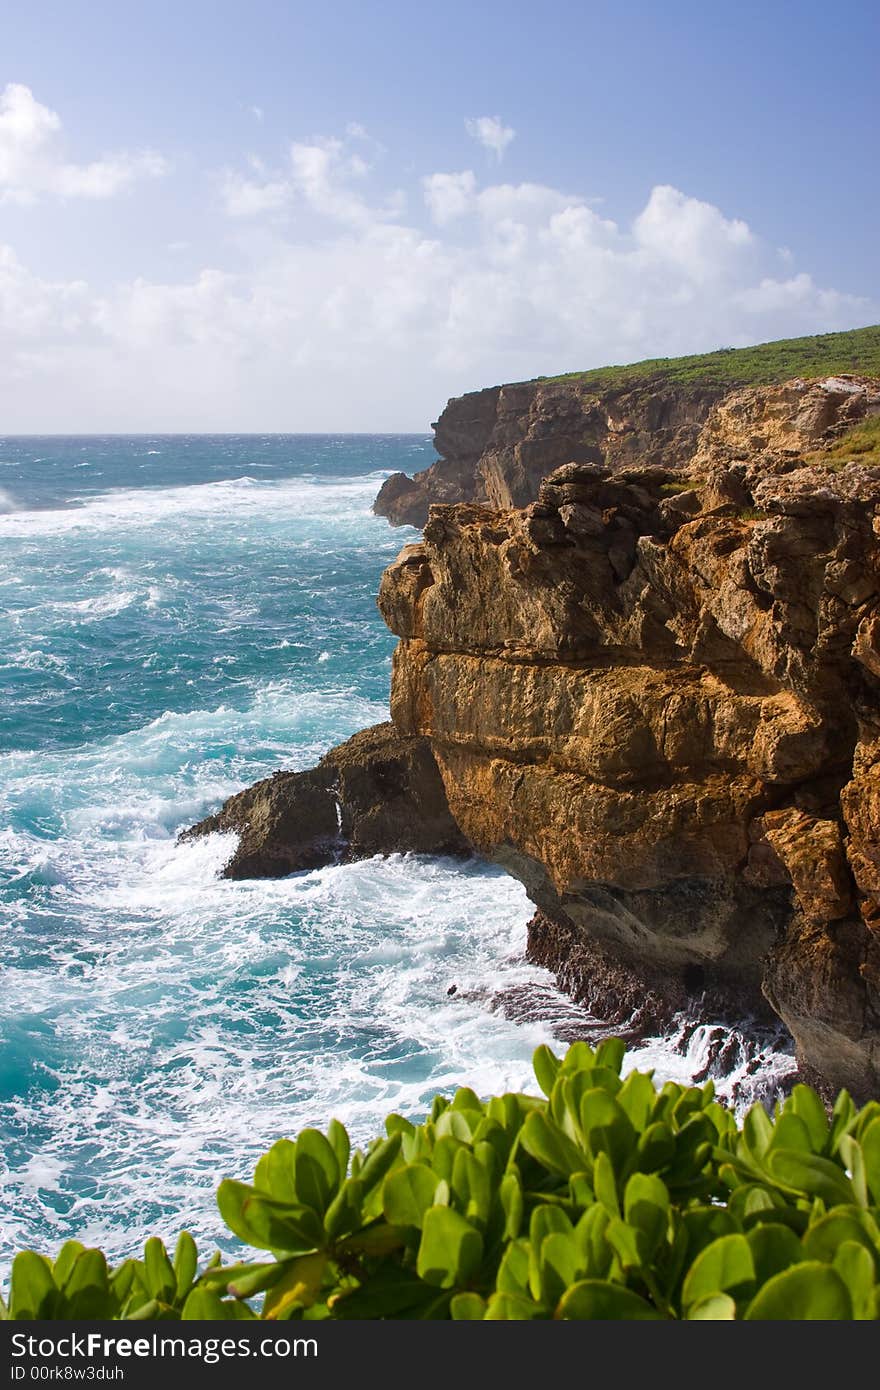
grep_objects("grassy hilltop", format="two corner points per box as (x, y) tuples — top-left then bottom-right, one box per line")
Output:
(544, 323), (880, 393)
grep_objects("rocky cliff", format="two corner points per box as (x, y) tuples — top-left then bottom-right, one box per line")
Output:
(186, 360), (880, 1098)
(377, 374), (880, 1097)
(373, 376), (724, 528)
(373, 326), (880, 529)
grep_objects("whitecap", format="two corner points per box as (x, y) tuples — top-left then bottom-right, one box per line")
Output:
(0, 472), (386, 539)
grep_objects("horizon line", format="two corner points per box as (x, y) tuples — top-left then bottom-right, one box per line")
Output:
(0, 430), (437, 439)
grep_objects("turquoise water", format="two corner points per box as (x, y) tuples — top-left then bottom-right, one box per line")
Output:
(0, 435), (570, 1266)
(0, 436), (796, 1269)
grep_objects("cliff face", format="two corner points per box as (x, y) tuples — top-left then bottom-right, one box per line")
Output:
(377, 376), (880, 1096)
(186, 365), (880, 1097)
(373, 377), (726, 528)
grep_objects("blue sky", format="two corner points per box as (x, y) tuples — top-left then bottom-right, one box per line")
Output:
(1, 0), (877, 430)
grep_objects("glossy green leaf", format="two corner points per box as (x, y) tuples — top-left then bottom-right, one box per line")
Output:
(327, 1119), (350, 1180)
(173, 1232), (198, 1301)
(538, 1232), (584, 1305)
(789, 1085), (829, 1153)
(557, 1279), (663, 1320)
(635, 1121), (676, 1173)
(744, 1262), (853, 1320)
(143, 1237), (175, 1304)
(9, 1252), (58, 1320)
(450, 1292), (487, 1320)
(499, 1171), (523, 1239)
(293, 1128), (340, 1214)
(484, 1291), (545, 1320)
(323, 1178), (364, 1241)
(61, 1250), (113, 1320)
(681, 1234), (755, 1309)
(579, 1089), (636, 1168)
(261, 1138), (298, 1202)
(593, 1150), (620, 1216)
(766, 1112), (813, 1155)
(181, 1288), (241, 1320)
(832, 1242), (875, 1320)
(533, 1044), (561, 1098)
(216, 1180), (323, 1253)
(357, 1133), (403, 1196)
(802, 1210), (878, 1267)
(742, 1103), (774, 1160)
(416, 1207), (483, 1289)
(687, 1292), (736, 1320)
(594, 1037), (626, 1076)
(382, 1162), (439, 1228)
(496, 1239), (530, 1296)
(861, 1117), (880, 1203)
(767, 1148), (853, 1206)
(617, 1070), (657, 1133)
(623, 1172), (669, 1259)
(520, 1110), (585, 1176)
(52, 1241), (85, 1288)
(746, 1223), (802, 1286)
(262, 1253), (327, 1318)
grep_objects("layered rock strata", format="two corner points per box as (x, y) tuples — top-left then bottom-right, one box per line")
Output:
(374, 377), (727, 527)
(377, 376), (880, 1096)
(374, 370), (880, 530)
(181, 722), (468, 877)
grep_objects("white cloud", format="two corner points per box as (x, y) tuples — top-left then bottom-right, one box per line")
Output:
(220, 166), (291, 218)
(0, 83), (167, 202)
(466, 115), (516, 161)
(634, 184), (754, 283)
(0, 131), (874, 430)
(219, 130), (403, 224)
(423, 170), (476, 224)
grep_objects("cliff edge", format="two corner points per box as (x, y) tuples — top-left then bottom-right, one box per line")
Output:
(185, 328), (880, 1098)
(374, 326), (880, 528)
(378, 373), (880, 1096)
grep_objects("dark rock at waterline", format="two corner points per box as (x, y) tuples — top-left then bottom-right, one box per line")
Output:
(180, 721), (470, 878)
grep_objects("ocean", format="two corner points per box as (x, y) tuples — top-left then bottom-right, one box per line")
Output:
(0, 435), (796, 1269)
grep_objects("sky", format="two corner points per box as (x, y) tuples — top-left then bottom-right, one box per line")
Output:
(1, 0), (878, 432)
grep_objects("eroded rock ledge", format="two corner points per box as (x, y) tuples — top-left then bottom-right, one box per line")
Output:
(377, 376), (880, 1097)
(181, 722), (468, 877)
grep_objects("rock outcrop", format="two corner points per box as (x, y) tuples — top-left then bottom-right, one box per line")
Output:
(185, 366), (880, 1098)
(374, 377), (726, 528)
(377, 375), (880, 1097)
(181, 722), (469, 877)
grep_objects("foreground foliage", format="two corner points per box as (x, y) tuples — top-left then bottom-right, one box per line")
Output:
(4, 1040), (880, 1320)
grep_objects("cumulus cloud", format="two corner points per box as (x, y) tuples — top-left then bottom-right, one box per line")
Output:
(219, 129), (403, 224)
(0, 83), (167, 202)
(0, 129), (874, 429)
(422, 170), (476, 224)
(466, 115), (516, 160)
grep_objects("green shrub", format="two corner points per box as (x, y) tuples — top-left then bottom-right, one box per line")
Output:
(809, 415), (880, 470)
(542, 323), (880, 391)
(4, 1040), (880, 1320)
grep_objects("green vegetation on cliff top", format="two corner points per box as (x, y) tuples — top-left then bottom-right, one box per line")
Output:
(541, 323), (880, 393)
